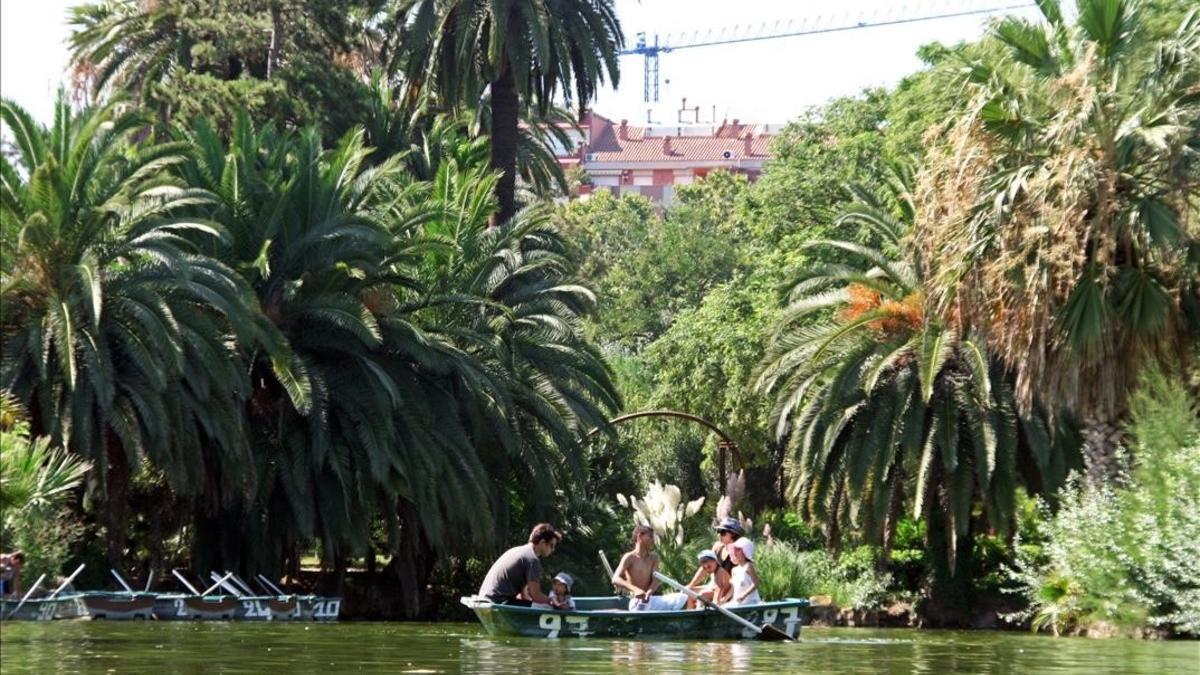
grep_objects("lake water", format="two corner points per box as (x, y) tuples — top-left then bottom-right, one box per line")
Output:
(1, 622), (1197, 673)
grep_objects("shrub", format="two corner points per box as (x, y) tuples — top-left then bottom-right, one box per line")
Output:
(755, 541), (890, 610)
(757, 509), (823, 549)
(1007, 368), (1200, 636)
(0, 406), (90, 585)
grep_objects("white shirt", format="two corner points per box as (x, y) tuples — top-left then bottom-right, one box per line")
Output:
(727, 564), (761, 606)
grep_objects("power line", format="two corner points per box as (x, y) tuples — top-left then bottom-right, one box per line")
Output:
(621, 1), (1036, 103)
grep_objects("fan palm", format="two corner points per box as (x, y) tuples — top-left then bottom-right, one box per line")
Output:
(914, 0), (1200, 484)
(1, 94), (254, 564)
(397, 0), (622, 223)
(757, 167), (1072, 578)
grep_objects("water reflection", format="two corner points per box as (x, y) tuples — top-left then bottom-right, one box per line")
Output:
(1, 623), (1197, 674)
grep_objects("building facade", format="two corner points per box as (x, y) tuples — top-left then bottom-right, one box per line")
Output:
(559, 112), (779, 206)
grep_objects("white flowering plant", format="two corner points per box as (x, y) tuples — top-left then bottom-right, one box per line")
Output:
(616, 481), (707, 580)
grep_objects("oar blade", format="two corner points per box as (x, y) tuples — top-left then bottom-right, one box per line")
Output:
(757, 623), (795, 641)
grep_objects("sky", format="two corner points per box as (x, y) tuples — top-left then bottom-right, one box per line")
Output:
(0, 0), (1041, 126)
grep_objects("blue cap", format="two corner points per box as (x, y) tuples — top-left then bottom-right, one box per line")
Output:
(714, 517), (745, 536)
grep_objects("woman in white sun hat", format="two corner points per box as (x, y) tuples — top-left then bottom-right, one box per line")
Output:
(725, 538), (761, 607)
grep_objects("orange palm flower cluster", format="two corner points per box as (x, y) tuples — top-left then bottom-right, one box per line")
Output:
(841, 284), (924, 336)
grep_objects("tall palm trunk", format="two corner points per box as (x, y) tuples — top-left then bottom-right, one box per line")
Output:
(1081, 418), (1125, 488)
(267, 4), (282, 79)
(825, 480), (844, 555)
(489, 62), (520, 227)
(390, 500), (435, 618)
(105, 430), (131, 567)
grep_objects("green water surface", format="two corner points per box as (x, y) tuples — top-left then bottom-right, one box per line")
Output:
(1, 621), (1196, 674)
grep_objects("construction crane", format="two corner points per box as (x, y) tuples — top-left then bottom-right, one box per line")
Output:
(620, 0), (1036, 103)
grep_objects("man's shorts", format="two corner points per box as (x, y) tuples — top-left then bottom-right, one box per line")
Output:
(628, 592), (687, 611)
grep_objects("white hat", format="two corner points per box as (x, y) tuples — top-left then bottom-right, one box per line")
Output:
(729, 537), (755, 561)
(553, 572), (575, 590)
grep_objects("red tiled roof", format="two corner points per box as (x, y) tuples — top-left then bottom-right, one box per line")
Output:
(586, 136), (772, 162)
(580, 118), (771, 164)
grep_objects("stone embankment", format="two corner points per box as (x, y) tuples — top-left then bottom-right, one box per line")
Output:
(804, 595), (917, 628)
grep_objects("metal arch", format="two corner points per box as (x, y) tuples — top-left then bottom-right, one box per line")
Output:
(584, 410), (744, 484)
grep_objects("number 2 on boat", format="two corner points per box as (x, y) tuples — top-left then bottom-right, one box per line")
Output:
(242, 600), (270, 619)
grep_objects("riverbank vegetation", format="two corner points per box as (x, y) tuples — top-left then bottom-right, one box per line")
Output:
(1, 0), (1197, 637)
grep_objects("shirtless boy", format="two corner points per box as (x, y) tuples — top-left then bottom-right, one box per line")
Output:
(611, 525), (686, 611)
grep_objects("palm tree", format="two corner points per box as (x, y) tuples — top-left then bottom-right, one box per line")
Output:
(757, 168), (1074, 621)
(360, 69), (578, 200)
(174, 115), (618, 609)
(414, 157), (620, 483)
(1, 94), (254, 564)
(397, 0), (622, 223)
(68, 0), (188, 105)
(914, 0), (1200, 484)
(174, 115), (515, 583)
(69, 0), (374, 134)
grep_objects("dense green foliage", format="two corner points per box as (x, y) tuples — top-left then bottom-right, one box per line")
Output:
(396, 0), (622, 223)
(756, 166), (1073, 574)
(555, 0), (1196, 633)
(755, 542), (891, 611)
(1, 94), (617, 611)
(69, 0), (374, 134)
(0, 397), (91, 584)
(1009, 368), (1200, 637)
(914, 0), (1200, 479)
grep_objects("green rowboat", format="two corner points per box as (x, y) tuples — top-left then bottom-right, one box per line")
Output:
(461, 595), (807, 640)
(0, 595), (87, 621)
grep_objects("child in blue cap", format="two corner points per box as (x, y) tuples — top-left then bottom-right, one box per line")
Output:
(685, 548), (732, 609)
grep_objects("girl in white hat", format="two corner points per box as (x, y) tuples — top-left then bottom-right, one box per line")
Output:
(725, 538), (761, 607)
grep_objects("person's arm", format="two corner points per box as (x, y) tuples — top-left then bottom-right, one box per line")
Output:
(523, 579), (551, 604)
(736, 564), (759, 602)
(715, 570), (733, 605)
(611, 553), (647, 598)
(686, 564), (707, 588)
(646, 554), (661, 596)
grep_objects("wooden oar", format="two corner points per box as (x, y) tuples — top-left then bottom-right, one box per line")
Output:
(598, 551), (626, 597)
(111, 569), (135, 595)
(6, 574), (47, 620)
(256, 574), (286, 596)
(654, 571), (794, 641)
(231, 574), (257, 597)
(144, 571), (154, 593)
(201, 572), (235, 597)
(172, 570), (202, 596)
(211, 571), (245, 597)
(47, 564), (86, 600)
